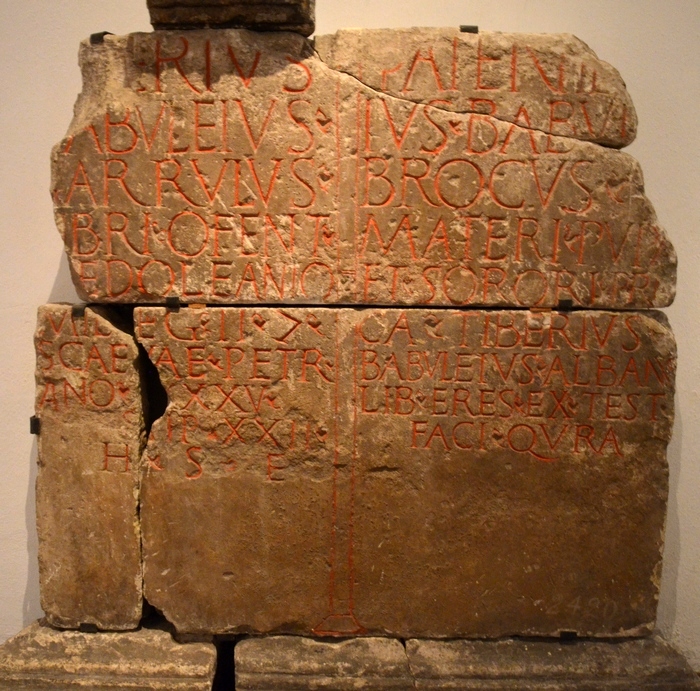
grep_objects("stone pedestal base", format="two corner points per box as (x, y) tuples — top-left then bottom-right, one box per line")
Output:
(0, 622), (216, 690)
(235, 636), (700, 691)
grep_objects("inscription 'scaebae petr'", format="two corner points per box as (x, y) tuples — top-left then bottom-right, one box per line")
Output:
(51, 29), (676, 308)
(135, 306), (674, 637)
(34, 306), (144, 630)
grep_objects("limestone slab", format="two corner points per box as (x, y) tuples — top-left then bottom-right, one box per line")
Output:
(235, 636), (413, 690)
(35, 305), (144, 630)
(316, 29), (638, 148)
(136, 307), (675, 637)
(147, 0), (315, 36)
(52, 30), (675, 307)
(406, 638), (700, 689)
(0, 622), (216, 690)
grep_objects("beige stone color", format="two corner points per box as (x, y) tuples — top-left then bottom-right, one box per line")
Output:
(34, 305), (144, 630)
(51, 30), (675, 307)
(136, 306), (675, 638)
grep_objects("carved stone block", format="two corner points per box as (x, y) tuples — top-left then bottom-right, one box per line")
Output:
(0, 622), (216, 690)
(235, 636), (413, 690)
(406, 638), (700, 689)
(147, 0), (315, 36)
(51, 30), (675, 307)
(34, 306), (144, 630)
(316, 29), (638, 148)
(135, 306), (674, 637)
(234, 635), (700, 690)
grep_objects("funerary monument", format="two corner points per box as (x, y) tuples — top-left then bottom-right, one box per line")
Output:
(0, 0), (697, 687)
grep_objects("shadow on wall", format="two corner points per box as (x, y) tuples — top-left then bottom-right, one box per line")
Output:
(657, 390), (682, 638)
(23, 255), (81, 624)
(24, 441), (42, 627)
(49, 253), (80, 305)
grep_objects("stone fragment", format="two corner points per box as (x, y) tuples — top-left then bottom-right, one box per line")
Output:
(135, 307), (675, 637)
(147, 0), (315, 36)
(235, 636), (413, 690)
(406, 637), (700, 689)
(0, 621), (216, 690)
(316, 29), (638, 148)
(52, 30), (676, 308)
(35, 305), (144, 630)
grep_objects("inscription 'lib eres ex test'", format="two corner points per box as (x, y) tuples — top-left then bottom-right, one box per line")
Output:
(135, 307), (674, 638)
(34, 15), (680, 645)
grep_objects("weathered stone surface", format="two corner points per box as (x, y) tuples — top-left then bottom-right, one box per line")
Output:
(52, 30), (675, 308)
(316, 29), (637, 148)
(35, 305), (144, 630)
(135, 306), (674, 637)
(235, 636), (413, 690)
(147, 0), (315, 36)
(406, 637), (700, 689)
(0, 621), (216, 690)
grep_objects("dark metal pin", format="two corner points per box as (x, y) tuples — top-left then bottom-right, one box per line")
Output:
(90, 32), (114, 45)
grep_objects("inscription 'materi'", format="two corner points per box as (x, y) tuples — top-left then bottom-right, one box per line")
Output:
(52, 30), (676, 308)
(135, 306), (674, 638)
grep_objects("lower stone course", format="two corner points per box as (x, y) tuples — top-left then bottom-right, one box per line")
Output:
(236, 635), (700, 691)
(0, 622), (216, 690)
(235, 636), (413, 689)
(0, 626), (697, 689)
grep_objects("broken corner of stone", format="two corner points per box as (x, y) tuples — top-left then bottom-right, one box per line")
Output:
(35, 17), (681, 645)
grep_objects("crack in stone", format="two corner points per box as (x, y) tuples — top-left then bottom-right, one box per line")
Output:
(312, 46), (624, 152)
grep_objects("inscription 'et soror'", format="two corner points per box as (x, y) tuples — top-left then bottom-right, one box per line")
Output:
(51, 30), (676, 308)
(135, 306), (674, 638)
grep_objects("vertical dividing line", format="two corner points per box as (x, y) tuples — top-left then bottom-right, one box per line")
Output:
(353, 90), (363, 302)
(349, 319), (359, 614)
(335, 79), (342, 280)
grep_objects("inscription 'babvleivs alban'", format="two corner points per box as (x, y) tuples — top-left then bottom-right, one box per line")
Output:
(135, 306), (674, 637)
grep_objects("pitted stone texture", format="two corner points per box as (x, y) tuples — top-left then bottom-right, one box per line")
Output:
(0, 622), (216, 690)
(316, 29), (637, 148)
(235, 636), (413, 690)
(35, 306), (144, 630)
(51, 30), (676, 307)
(147, 0), (315, 36)
(136, 307), (674, 637)
(406, 638), (700, 689)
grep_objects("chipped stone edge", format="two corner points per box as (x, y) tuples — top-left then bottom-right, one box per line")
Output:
(315, 28), (638, 148)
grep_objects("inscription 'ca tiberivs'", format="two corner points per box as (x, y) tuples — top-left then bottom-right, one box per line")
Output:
(135, 306), (674, 638)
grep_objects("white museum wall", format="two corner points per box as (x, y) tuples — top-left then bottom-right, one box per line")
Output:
(0, 0), (698, 668)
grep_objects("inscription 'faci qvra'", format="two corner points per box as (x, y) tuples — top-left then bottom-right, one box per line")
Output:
(134, 306), (674, 638)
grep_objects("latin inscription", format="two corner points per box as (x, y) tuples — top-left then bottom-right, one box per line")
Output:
(52, 31), (676, 307)
(136, 306), (674, 637)
(34, 305), (143, 630)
